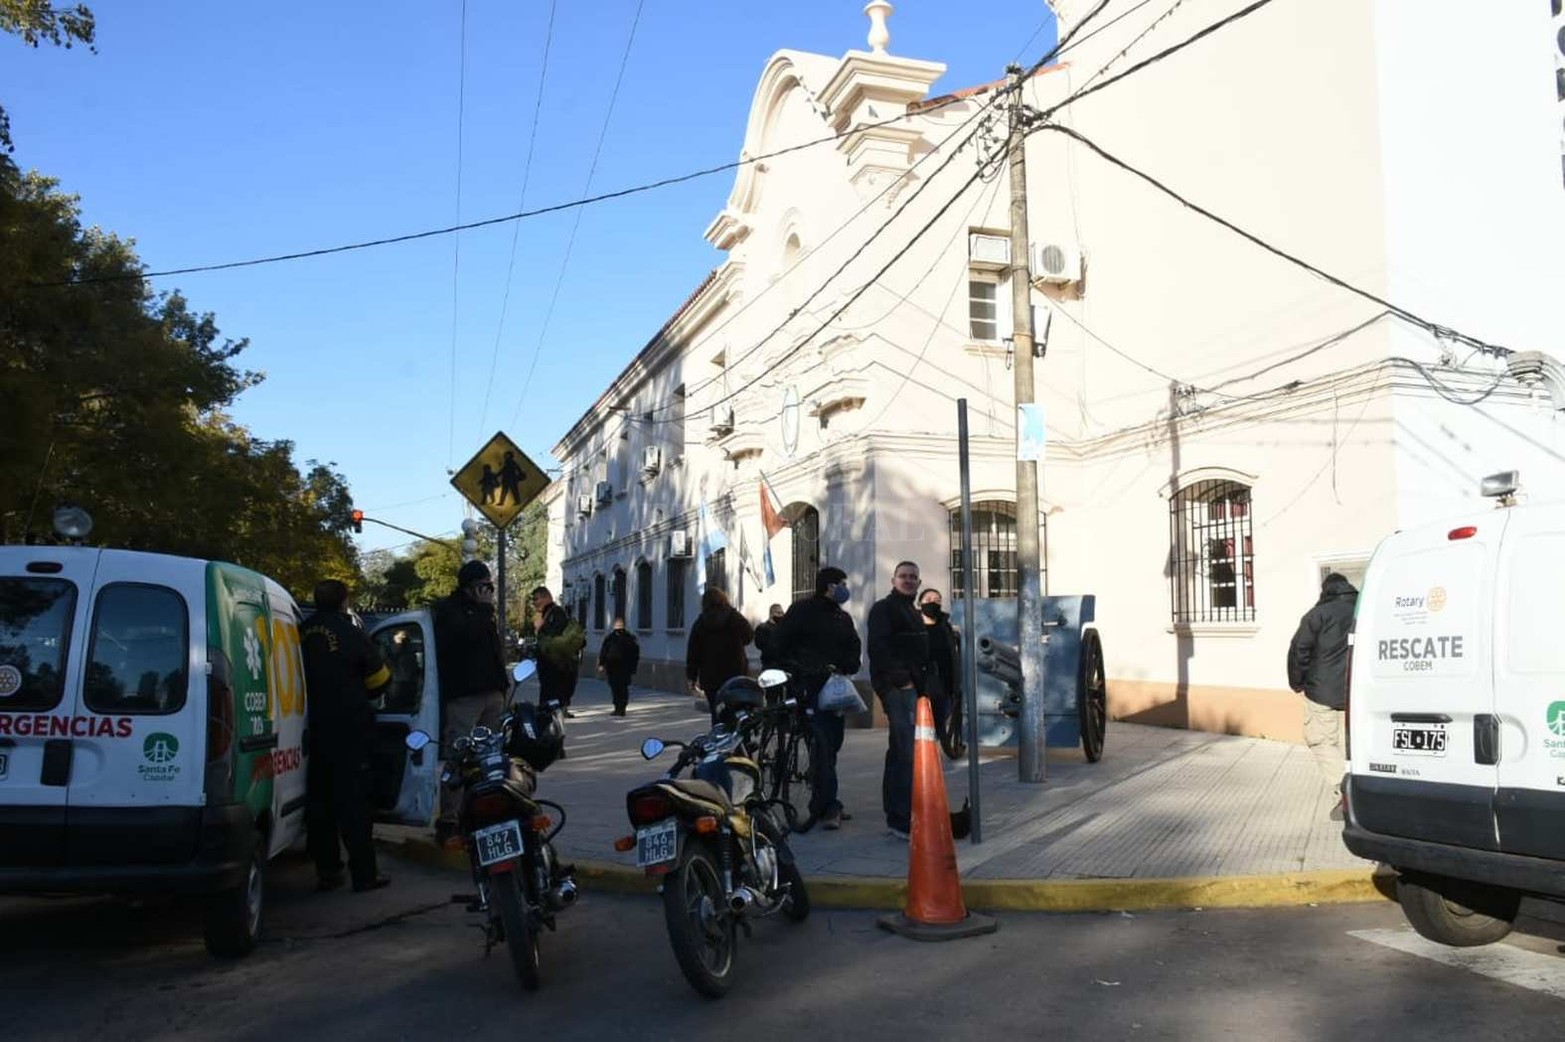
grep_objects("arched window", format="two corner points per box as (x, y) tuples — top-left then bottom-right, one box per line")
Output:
(593, 573), (606, 630)
(948, 501), (1017, 598)
(635, 560), (653, 630)
(1169, 479), (1255, 623)
(789, 505), (820, 603)
(611, 567), (628, 625)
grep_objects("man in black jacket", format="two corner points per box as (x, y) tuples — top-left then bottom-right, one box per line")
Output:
(1287, 572), (1358, 817)
(302, 579), (392, 892)
(433, 560), (507, 842)
(753, 603), (786, 671)
(867, 560), (929, 840)
(773, 568), (862, 832)
(596, 617), (640, 717)
(531, 586), (581, 716)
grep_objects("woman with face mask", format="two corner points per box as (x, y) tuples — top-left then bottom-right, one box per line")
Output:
(917, 588), (965, 761)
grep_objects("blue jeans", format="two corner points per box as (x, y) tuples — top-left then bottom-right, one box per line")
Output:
(808, 710), (846, 820)
(878, 686), (917, 832)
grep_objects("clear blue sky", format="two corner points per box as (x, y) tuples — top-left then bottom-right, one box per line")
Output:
(2, 1), (1055, 554)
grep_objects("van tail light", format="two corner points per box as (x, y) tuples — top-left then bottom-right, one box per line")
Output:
(205, 647), (236, 800)
(1448, 526), (1478, 540)
(1343, 636), (1354, 761)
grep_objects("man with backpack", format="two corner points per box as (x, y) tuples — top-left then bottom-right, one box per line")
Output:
(531, 586), (584, 717)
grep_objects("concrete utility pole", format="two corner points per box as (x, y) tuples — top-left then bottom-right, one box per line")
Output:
(1006, 64), (1048, 783)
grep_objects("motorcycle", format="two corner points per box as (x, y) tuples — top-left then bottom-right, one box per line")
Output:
(615, 676), (810, 998)
(404, 659), (576, 991)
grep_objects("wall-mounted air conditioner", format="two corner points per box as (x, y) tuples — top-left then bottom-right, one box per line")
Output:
(641, 446), (663, 476)
(1031, 241), (1083, 285)
(669, 530), (692, 558)
(709, 407), (734, 437)
(595, 480), (613, 505)
(575, 494), (593, 518)
(968, 233), (1010, 271)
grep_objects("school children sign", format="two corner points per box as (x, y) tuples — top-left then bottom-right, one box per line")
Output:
(451, 431), (549, 529)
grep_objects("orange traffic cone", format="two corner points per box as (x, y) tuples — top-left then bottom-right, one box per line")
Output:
(877, 696), (998, 941)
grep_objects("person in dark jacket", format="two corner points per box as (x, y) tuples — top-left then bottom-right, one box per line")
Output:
(918, 588), (965, 760)
(1287, 572), (1358, 814)
(867, 561), (930, 839)
(773, 567), (862, 832)
(596, 617), (640, 717)
(531, 586), (581, 716)
(685, 586), (753, 722)
(753, 603), (786, 671)
(301, 579), (392, 892)
(432, 560), (507, 842)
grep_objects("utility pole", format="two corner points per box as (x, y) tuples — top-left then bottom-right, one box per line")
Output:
(1006, 64), (1048, 783)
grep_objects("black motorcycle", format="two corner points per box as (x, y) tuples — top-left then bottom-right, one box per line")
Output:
(616, 676), (810, 998)
(406, 661), (575, 991)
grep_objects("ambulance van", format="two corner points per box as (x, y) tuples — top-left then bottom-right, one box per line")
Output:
(1343, 472), (1565, 946)
(0, 545), (443, 956)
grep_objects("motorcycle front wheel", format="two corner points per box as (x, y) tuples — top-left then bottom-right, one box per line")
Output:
(493, 869), (542, 991)
(663, 842), (736, 998)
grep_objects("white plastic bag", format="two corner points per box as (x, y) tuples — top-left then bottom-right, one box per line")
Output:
(816, 674), (867, 715)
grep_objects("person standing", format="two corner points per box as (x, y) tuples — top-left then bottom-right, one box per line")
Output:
(532, 586), (583, 716)
(433, 560), (508, 844)
(867, 561), (930, 841)
(596, 617), (640, 717)
(301, 579), (392, 892)
(773, 567), (862, 831)
(917, 588), (965, 760)
(1287, 572), (1359, 819)
(753, 603), (786, 672)
(685, 586), (753, 722)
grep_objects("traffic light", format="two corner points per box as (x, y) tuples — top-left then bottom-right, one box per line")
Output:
(351, 510), (364, 534)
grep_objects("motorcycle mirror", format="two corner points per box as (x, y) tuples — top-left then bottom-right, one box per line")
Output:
(757, 668), (788, 689)
(641, 737), (665, 760)
(512, 660), (537, 684)
(405, 730), (433, 752)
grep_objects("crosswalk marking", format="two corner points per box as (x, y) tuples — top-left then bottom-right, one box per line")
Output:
(1349, 928), (1565, 1000)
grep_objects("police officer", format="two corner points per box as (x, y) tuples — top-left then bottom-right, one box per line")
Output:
(301, 579), (391, 893)
(433, 560), (508, 841)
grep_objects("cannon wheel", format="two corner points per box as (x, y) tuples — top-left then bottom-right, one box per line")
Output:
(1077, 628), (1107, 762)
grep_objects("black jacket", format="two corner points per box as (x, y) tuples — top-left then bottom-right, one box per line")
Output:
(685, 604), (753, 693)
(432, 592), (506, 703)
(598, 628), (641, 677)
(867, 589), (929, 693)
(535, 602), (580, 701)
(753, 619), (784, 670)
(301, 609), (389, 742)
(1287, 574), (1359, 709)
(772, 595), (861, 698)
(920, 607), (962, 701)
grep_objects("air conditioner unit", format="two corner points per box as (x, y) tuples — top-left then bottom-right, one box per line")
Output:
(669, 530), (692, 558)
(1031, 241), (1083, 285)
(968, 233), (1010, 271)
(641, 445), (663, 476)
(709, 406), (734, 437)
(594, 480), (613, 505)
(575, 494), (593, 518)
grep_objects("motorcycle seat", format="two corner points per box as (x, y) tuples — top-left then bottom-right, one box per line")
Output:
(668, 778), (732, 810)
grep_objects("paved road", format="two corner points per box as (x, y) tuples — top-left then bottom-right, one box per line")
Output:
(3, 851), (1563, 1041)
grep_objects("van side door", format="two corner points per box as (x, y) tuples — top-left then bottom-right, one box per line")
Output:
(1349, 516), (1506, 850)
(367, 611), (440, 826)
(1492, 504), (1565, 859)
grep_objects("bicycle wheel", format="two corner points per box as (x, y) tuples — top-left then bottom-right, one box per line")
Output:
(776, 726), (813, 829)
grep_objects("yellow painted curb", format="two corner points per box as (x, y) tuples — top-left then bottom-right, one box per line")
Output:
(380, 836), (1392, 913)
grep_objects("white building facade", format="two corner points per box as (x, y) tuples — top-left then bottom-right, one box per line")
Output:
(550, 0), (1565, 738)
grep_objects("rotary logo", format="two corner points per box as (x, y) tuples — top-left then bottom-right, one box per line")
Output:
(1427, 586), (1447, 613)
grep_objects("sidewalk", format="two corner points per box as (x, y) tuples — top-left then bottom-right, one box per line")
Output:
(379, 679), (1386, 912)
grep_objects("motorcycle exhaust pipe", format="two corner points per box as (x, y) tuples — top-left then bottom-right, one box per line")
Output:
(548, 879), (579, 909)
(728, 886), (762, 913)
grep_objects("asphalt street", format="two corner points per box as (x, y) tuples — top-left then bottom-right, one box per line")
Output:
(2, 850), (1562, 1041)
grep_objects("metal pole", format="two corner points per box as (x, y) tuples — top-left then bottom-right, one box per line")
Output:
(497, 526), (508, 649)
(1006, 64), (1048, 783)
(958, 398), (983, 844)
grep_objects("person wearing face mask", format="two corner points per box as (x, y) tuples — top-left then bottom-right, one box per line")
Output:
(918, 588), (966, 761)
(867, 561), (930, 841)
(772, 567), (862, 832)
(432, 559), (508, 844)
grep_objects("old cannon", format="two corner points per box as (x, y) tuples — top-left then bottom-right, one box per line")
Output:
(966, 594), (1106, 762)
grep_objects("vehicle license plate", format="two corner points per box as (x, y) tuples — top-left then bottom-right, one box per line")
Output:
(636, 819), (678, 867)
(1392, 724), (1447, 756)
(474, 820), (525, 866)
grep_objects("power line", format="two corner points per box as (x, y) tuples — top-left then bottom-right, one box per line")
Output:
(510, 0), (647, 425)
(1074, 0), (1190, 95)
(475, 0), (558, 438)
(447, 0), (470, 469)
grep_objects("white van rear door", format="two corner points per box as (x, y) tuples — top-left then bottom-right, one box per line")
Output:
(367, 611), (439, 826)
(1492, 503), (1565, 860)
(1349, 514), (1505, 851)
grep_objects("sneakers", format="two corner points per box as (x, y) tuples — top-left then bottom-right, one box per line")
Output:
(887, 826), (910, 842)
(352, 875), (391, 893)
(822, 810), (843, 831)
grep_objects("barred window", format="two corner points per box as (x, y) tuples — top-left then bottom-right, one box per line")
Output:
(635, 560), (653, 630)
(667, 558), (688, 629)
(1169, 479), (1255, 623)
(611, 567), (627, 624)
(790, 506), (820, 603)
(593, 573), (606, 630)
(948, 501), (1018, 598)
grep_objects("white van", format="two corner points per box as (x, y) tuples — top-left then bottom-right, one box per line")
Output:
(0, 546), (445, 956)
(1343, 472), (1565, 946)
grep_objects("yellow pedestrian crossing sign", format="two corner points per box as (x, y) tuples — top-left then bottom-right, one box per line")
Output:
(450, 432), (548, 529)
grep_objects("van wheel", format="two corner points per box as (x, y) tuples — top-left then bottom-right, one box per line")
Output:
(205, 835), (266, 958)
(1397, 873), (1518, 947)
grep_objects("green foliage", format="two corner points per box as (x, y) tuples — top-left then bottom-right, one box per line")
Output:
(0, 153), (360, 601)
(1, 2), (96, 153)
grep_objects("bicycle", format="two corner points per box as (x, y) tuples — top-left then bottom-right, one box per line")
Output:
(751, 669), (814, 830)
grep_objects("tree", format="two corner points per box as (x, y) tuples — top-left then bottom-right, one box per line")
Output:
(1, 2), (96, 153)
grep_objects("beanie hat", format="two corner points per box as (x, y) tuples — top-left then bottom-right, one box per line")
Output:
(457, 560), (491, 588)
